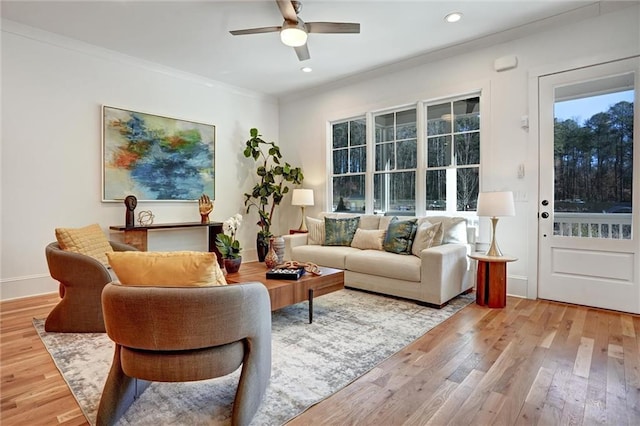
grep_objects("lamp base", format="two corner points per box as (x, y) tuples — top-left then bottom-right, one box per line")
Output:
(297, 206), (308, 231)
(485, 216), (503, 257)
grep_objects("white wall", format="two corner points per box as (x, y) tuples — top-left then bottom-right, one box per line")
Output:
(277, 5), (640, 298)
(1, 21), (278, 300)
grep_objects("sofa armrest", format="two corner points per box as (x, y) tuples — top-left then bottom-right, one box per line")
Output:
(419, 243), (471, 305)
(282, 234), (309, 261)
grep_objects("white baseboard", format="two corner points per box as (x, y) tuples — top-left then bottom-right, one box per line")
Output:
(0, 274), (58, 301)
(507, 275), (528, 299)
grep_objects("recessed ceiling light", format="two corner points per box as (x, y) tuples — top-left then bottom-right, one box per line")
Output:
(444, 12), (462, 23)
(301, 67), (313, 73)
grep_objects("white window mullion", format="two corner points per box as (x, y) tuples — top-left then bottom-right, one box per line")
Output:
(416, 101), (426, 215)
(365, 111), (375, 214)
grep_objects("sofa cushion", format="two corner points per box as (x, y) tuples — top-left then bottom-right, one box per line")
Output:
(383, 218), (418, 254)
(357, 215), (381, 230)
(324, 217), (360, 246)
(350, 228), (385, 250)
(55, 223), (113, 266)
(346, 249), (421, 282)
(292, 245), (360, 270)
(306, 216), (325, 245)
(411, 221), (443, 256)
(107, 251), (227, 287)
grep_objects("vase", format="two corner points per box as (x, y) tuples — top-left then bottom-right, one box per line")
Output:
(272, 236), (285, 263)
(224, 256), (242, 274)
(264, 238), (279, 269)
(256, 234), (269, 262)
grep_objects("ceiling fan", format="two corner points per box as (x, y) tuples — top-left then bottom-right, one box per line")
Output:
(229, 0), (360, 61)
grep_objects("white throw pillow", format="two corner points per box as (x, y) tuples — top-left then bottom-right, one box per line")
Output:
(442, 217), (468, 244)
(411, 222), (443, 256)
(306, 216), (325, 245)
(350, 228), (386, 250)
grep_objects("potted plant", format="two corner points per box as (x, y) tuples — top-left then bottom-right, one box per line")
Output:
(243, 128), (304, 261)
(215, 214), (243, 273)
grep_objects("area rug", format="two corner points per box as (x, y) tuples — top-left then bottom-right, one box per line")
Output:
(35, 289), (473, 425)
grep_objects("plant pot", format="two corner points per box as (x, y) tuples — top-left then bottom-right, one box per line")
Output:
(224, 257), (242, 274)
(256, 234), (270, 262)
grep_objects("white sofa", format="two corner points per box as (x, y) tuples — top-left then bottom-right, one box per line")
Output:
(283, 213), (475, 307)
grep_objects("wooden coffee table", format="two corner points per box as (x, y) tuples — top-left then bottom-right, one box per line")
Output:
(225, 261), (344, 323)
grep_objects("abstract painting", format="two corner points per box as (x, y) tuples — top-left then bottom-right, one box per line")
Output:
(102, 106), (215, 202)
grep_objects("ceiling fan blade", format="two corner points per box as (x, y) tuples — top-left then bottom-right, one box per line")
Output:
(305, 22), (360, 34)
(276, 0), (298, 23)
(229, 26), (282, 36)
(294, 44), (310, 61)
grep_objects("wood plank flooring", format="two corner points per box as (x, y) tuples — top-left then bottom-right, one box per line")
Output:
(1, 293), (639, 425)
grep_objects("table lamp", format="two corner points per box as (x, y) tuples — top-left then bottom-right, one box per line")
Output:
(476, 191), (515, 257)
(291, 189), (314, 231)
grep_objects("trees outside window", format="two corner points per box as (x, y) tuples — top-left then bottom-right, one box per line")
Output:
(332, 118), (366, 212)
(426, 96), (480, 211)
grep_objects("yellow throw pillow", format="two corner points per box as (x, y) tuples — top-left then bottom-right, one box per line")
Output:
(350, 228), (386, 250)
(55, 223), (113, 266)
(107, 251), (227, 287)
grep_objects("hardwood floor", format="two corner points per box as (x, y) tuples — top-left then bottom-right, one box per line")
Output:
(1, 293), (639, 425)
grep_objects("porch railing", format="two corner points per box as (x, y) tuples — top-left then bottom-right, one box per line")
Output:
(553, 213), (632, 239)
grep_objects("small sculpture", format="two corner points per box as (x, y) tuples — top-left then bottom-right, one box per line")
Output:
(137, 210), (154, 226)
(199, 194), (214, 224)
(124, 195), (137, 228)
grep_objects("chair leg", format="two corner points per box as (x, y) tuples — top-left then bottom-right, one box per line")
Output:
(231, 338), (271, 426)
(96, 345), (151, 426)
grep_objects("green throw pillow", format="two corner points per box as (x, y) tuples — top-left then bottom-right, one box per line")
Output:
(324, 217), (361, 246)
(383, 218), (418, 254)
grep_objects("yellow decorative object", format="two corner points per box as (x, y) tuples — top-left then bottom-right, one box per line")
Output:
(55, 223), (113, 266)
(106, 251), (227, 287)
(137, 210), (154, 226)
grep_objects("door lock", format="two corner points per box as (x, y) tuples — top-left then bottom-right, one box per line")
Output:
(542, 200), (549, 206)
(541, 212), (549, 219)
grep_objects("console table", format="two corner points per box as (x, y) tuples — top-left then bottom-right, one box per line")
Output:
(110, 222), (224, 267)
(468, 253), (517, 308)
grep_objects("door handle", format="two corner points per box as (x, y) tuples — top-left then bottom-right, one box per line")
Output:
(541, 212), (549, 219)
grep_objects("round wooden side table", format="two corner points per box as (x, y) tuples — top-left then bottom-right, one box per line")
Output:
(468, 253), (518, 308)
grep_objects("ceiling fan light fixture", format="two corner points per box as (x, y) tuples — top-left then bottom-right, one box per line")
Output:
(281, 21), (307, 47)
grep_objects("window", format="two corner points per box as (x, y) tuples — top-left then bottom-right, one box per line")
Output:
(331, 118), (366, 212)
(426, 96), (480, 211)
(373, 108), (417, 214)
(329, 92), (481, 215)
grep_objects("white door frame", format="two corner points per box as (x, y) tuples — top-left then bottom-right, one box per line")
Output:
(526, 49), (640, 301)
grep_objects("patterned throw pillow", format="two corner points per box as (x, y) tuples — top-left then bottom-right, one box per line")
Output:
(383, 218), (418, 254)
(411, 222), (443, 256)
(324, 217), (360, 246)
(107, 251), (227, 287)
(350, 228), (386, 250)
(55, 223), (114, 266)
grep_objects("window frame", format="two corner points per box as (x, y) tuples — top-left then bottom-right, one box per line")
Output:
(328, 86), (486, 222)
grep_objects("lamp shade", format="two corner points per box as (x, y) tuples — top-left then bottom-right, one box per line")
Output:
(476, 191), (515, 217)
(291, 189), (314, 206)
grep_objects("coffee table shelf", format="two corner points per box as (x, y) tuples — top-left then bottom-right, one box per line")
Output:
(226, 261), (344, 323)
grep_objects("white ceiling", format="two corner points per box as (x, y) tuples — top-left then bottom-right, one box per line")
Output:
(0, 1), (617, 97)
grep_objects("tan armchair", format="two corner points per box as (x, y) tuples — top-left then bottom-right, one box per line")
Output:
(97, 282), (272, 426)
(44, 241), (138, 333)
